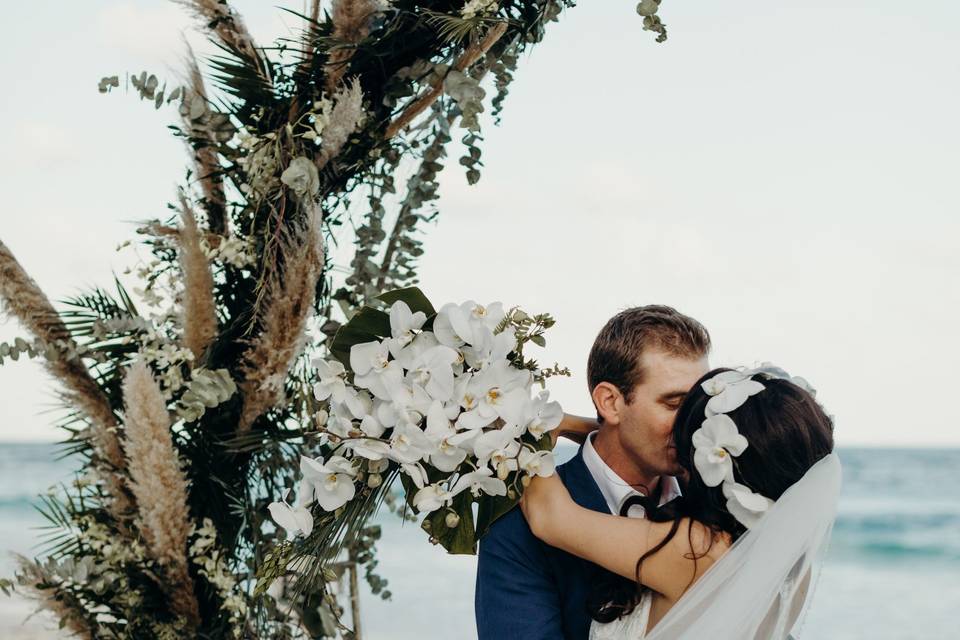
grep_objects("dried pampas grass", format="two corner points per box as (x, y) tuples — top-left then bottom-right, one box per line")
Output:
(0, 239), (126, 474)
(121, 358), (200, 628)
(175, 0), (261, 68)
(325, 0), (382, 91)
(177, 195), (218, 364)
(183, 45), (228, 235)
(316, 78), (365, 169)
(237, 205), (324, 432)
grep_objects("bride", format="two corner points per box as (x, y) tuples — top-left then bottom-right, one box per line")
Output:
(521, 366), (841, 639)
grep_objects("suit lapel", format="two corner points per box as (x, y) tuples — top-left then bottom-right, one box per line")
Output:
(557, 445), (611, 515)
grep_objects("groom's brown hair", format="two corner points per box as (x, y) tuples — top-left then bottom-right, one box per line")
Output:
(587, 305), (711, 404)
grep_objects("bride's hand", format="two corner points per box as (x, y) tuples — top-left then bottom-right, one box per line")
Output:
(520, 473), (574, 545)
(550, 413), (600, 447)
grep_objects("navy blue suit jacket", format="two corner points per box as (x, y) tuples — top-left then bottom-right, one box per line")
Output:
(475, 446), (615, 640)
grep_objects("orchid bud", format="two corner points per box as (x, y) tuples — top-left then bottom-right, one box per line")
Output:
(507, 489), (517, 500)
(367, 473), (383, 489)
(521, 475), (531, 488)
(497, 464), (510, 481)
(445, 512), (461, 528)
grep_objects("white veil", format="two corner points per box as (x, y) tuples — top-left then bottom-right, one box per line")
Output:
(646, 452), (842, 640)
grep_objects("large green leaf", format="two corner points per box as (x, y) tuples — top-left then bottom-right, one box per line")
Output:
(475, 492), (519, 542)
(422, 490), (477, 555)
(329, 306), (391, 368)
(376, 287), (436, 317)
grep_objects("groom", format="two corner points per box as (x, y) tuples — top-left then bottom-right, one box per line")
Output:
(475, 305), (711, 639)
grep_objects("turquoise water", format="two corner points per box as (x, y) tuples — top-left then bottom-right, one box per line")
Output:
(2, 444), (958, 639)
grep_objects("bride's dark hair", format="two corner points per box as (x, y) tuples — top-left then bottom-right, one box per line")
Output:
(587, 368), (835, 623)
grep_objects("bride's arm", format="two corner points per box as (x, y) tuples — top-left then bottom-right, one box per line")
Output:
(520, 474), (724, 601)
(550, 413), (600, 447)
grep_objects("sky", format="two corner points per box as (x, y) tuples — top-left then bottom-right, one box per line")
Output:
(0, 1), (958, 446)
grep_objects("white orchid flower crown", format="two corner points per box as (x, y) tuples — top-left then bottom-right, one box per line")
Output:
(691, 364), (818, 529)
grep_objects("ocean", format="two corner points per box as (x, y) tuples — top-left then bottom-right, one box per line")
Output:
(1, 444), (957, 639)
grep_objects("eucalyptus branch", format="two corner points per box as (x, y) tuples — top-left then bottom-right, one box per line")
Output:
(385, 21), (509, 138)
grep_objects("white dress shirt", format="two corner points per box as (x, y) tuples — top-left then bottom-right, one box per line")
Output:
(582, 432), (681, 518)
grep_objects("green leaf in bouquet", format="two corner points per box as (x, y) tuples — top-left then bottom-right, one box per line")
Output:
(330, 306), (391, 368)
(375, 287), (436, 317)
(475, 491), (519, 543)
(422, 490), (477, 555)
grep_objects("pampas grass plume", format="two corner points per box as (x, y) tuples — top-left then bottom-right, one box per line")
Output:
(237, 205), (324, 431)
(121, 358), (200, 627)
(178, 194), (218, 364)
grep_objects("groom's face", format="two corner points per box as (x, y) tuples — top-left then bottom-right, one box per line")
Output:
(619, 349), (709, 478)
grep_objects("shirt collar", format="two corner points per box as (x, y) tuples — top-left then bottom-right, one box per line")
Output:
(582, 432), (681, 515)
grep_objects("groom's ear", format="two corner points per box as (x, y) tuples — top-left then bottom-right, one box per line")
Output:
(591, 382), (623, 426)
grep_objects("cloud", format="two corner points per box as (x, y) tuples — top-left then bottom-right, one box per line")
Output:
(1, 121), (79, 172)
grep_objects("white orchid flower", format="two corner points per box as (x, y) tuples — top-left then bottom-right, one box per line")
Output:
(324, 407), (359, 439)
(310, 358), (347, 402)
(449, 466), (508, 498)
(386, 379), (434, 418)
(329, 386), (373, 422)
(473, 424), (523, 479)
(524, 390), (563, 440)
(267, 488), (314, 537)
(702, 371), (765, 416)
(433, 300), (506, 347)
(350, 340), (404, 400)
(300, 455), (358, 512)
(467, 301), (506, 331)
(692, 414), (749, 487)
(433, 303), (468, 347)
(412, 483), (452, 514)
(400, 462), (430, 489)
(462, 326), (515, 370)
(748, 363), (818, 397)
(325, 391), (373, 438)
(424, 401), (468, 472)
(701, 370), (750, 396)
(722, 481), (774, 529)
(402, 344), (460, 402)
(388, 300), (427, 348)
(456, 360), (532, 430)
(346, 438), (392, 461)
(360, 413), (385, 438)
(518, 448), (556, 478)
(386, 421), (433, 464)
(447, 372), (476, 414)
(389, 330), (440, 369)
(371, 397), (400, 429)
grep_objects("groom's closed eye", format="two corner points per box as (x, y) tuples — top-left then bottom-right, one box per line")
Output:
(658, 392), (687, 411)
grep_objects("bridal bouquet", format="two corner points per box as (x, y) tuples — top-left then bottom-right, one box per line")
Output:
(264, 288), (566, 581)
